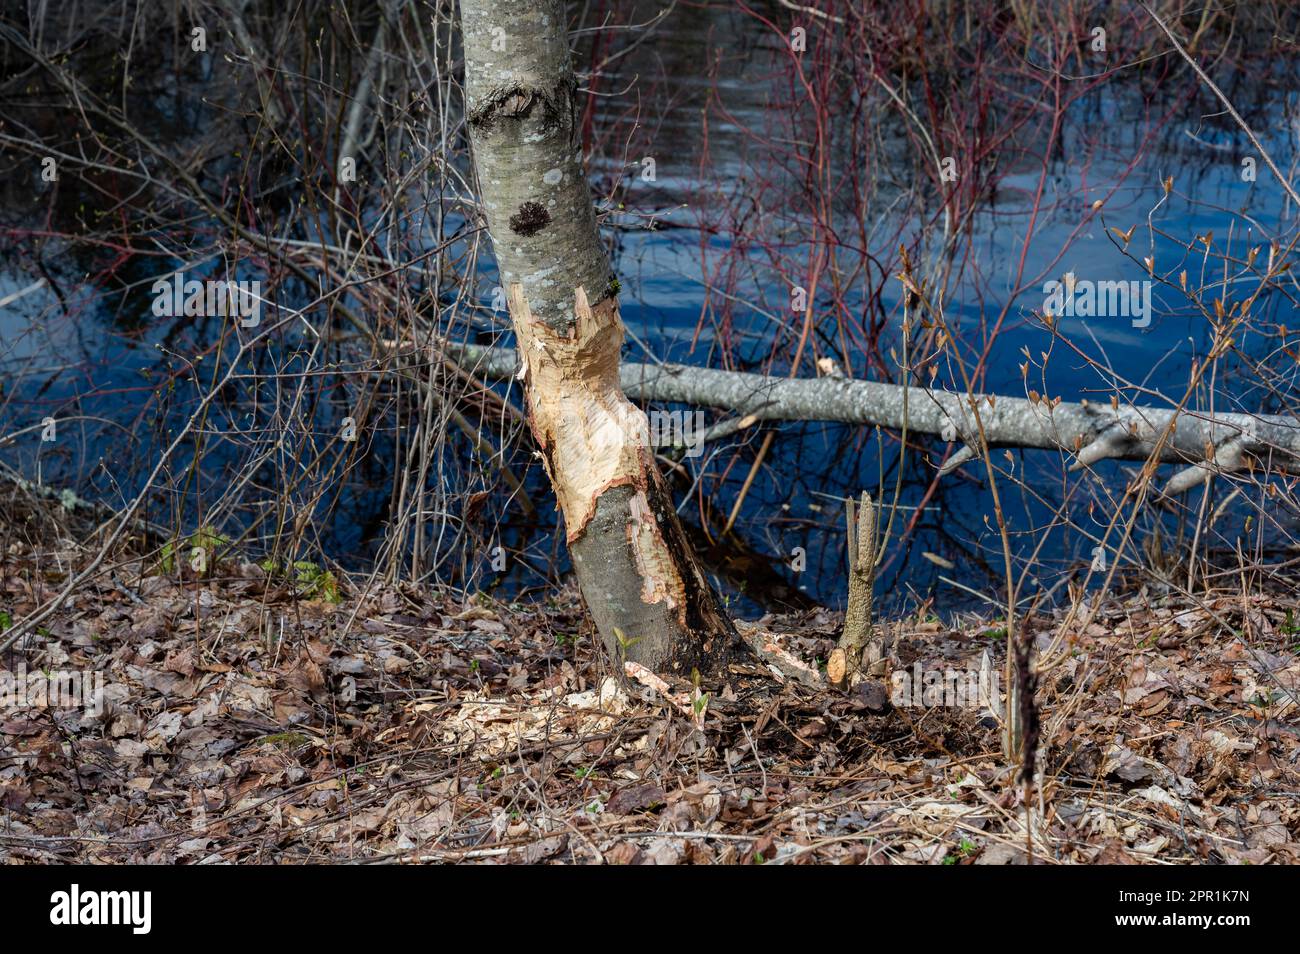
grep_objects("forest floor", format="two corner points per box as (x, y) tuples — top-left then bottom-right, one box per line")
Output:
(2, 490), (1299, 864)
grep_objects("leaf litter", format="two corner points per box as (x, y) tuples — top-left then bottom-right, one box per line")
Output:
(1, 497), (1298, 864)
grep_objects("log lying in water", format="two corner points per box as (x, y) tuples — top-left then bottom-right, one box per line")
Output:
(449, 342), (1300, 495)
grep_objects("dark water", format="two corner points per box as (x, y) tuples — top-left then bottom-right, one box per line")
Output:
(583, 6), (1300, 613)
(2, 4), (1298, 617)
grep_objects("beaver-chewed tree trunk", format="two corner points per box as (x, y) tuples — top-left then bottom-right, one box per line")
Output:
(828, 492), (879, 689)
(460, 0), (738, 676)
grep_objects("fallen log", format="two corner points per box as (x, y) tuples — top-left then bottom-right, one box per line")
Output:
(449, 342), (1300, 495)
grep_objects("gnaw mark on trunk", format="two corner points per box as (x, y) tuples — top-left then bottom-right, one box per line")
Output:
(509, 283), (739, 672)
(627, 487), (679, 610)
(510, 283), (646, 542)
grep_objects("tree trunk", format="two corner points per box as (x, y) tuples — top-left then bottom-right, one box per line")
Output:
(460, 0), (737, 676)
(828, 492), (879, 689)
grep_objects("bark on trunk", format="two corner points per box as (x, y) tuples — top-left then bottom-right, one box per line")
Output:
(452, 344), (1300, 494)
(460, 0), (737, 675)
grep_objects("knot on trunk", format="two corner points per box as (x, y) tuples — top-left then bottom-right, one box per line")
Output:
(509, 201), (551, 236)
